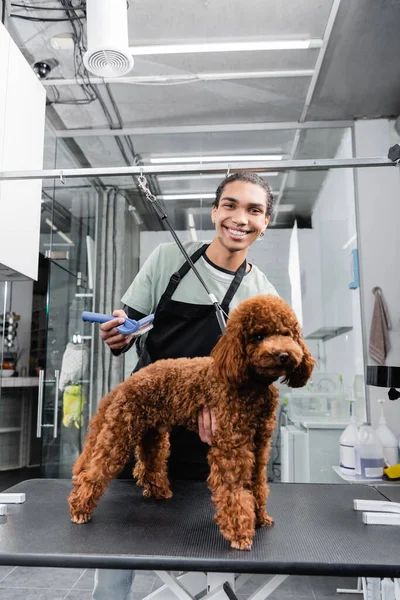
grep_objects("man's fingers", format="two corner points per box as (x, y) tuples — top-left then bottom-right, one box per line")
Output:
(198, 410), (209, 444)
(199, 406), (212, 445)
(100, 317), (125, 334)
(210, 409), (218, 436)
(104, 332), (133, 348)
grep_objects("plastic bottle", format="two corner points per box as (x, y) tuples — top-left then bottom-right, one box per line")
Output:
(354, 424), (384, 479)
(375, 399), (399, 466)
(339, 401), (359, 474)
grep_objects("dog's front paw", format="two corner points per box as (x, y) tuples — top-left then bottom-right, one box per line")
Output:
(71, 513), (92, 524)
(256, 512), (274, 528)
(230, 538), (253, 551)
(142, 485), (173, 500)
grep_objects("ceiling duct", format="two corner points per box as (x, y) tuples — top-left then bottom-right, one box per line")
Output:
(83, 0), (134, 77)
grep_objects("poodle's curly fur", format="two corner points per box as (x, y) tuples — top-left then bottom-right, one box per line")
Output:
(68, 295), (314, 550)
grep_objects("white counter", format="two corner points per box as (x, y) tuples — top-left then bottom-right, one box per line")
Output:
(0, 376), (39, 388)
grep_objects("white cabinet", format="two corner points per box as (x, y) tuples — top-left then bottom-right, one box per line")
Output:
(0, 22), (46, 281)
(281, 422), (345, 483)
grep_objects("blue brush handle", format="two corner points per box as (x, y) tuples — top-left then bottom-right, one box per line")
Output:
(82, 312), (154, 335)
(82, 312), (116, 325)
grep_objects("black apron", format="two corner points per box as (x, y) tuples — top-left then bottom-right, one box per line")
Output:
(134, 243), (247, 481)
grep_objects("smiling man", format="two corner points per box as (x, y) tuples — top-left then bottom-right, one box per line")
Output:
(207, 173), (273, 269)
(93, 172), (279, 600)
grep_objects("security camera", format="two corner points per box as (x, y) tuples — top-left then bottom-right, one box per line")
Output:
(32, 59), (59, 80)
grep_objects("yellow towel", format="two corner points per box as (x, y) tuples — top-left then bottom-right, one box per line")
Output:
(62, 384), (86, 429)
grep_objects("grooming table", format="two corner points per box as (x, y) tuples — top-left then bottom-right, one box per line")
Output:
(0, 480), (399, 600)
(376, 484), (400, 503)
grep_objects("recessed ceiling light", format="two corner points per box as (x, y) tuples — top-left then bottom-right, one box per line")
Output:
(158, 193), (215, 201)
(275, 204), (295, 212)
(150, 155), (283, 164)
(129, 40), (322, 56)
(157, 172), (279, 181)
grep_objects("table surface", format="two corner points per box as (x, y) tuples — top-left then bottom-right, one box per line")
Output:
(0, 479), (399, 577)
(376, 484), (400, 503)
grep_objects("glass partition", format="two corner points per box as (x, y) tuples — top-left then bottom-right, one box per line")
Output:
(37, 179), (98, 477)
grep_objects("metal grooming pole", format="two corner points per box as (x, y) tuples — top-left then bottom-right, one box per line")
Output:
(0, 157), (395, 181)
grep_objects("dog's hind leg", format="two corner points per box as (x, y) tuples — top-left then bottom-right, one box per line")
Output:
(72, 392), (117, 477)
(68, 395), (141, 523)
(207, 437), (256, 551)
(133, 428), (172, 499)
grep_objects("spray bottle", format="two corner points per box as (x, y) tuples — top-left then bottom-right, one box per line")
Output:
(339, 399), (358, 474)
(375, 399), (399, 467)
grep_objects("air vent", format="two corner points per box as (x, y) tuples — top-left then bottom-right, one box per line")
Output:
(84, 0), (134, 78)
(84, 49), (134, 77)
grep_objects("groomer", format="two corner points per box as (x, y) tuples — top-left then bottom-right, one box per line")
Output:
(92, 171), (279, 600)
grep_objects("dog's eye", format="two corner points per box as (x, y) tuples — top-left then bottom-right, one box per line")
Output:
(255, 334), (265, 342)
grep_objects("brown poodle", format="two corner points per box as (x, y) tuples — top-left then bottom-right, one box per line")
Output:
(68, 295), (314, 550)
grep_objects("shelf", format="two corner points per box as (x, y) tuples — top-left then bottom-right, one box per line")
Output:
(0, 427), (22, 433)
(305, 326), (353, 342)
(0, 377), (39, 388)
(332, 465), (384, 484)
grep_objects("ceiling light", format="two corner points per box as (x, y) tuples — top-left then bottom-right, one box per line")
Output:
(275, 205), (295, 212)
(45, 218), (58, 231)
(157, 172), (279, 181)
(45, 218), (74, 244)
(129, 40), (322, 56)
(150, 155), (283, 164)
(158, 194), (215, 201)
(57, 231), (74, 244)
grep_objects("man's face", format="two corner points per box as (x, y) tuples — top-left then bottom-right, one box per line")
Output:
(211, 181), (270, 252)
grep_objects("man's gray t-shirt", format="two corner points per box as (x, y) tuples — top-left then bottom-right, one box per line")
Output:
(121, 241), (278, 313)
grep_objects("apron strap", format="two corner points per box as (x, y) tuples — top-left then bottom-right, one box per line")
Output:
(221, 258), (247, 310)
(162, 243), (246, 309)
(162, 244), (209, 300)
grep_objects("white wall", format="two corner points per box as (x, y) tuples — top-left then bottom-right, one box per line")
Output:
(354, 119), (400, 434)
(298, 130), (365, 404)
(0, 22), (46, 281)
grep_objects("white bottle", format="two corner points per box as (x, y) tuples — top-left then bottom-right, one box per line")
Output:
(354, 424), (384, 479)
(339, 401), (358, 475)
(375, 399), (399, 467)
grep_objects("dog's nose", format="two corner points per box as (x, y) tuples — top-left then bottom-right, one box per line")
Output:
(277, 352), (289, 364)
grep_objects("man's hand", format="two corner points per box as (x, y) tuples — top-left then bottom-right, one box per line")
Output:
(198, 406), (218, 445)
(100, 309), (134, 350)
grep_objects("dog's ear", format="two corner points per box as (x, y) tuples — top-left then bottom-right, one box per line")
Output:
(211, 326), (247, 387)
(285, 338), (315, 388)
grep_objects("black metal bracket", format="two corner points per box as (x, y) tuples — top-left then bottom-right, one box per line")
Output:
(223, 582), (239, 600)
(388, 144), (400, 164)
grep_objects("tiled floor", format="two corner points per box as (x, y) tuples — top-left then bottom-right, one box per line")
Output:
(0, 568), (360, 600)
(0, 471), (359, 599)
